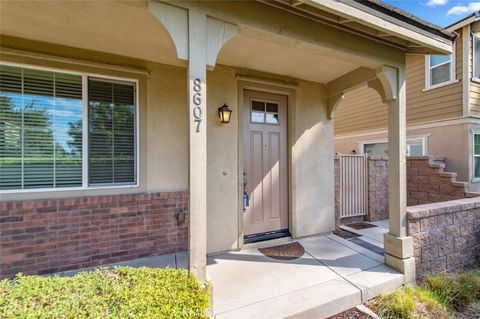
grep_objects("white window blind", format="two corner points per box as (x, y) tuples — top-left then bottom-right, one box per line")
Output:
(0, 65), (83, 190)
(88, 78), (136, 186)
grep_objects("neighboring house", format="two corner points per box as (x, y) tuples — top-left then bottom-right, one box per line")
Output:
(0, 0), (454, 283)
(334, 12), (480, 192)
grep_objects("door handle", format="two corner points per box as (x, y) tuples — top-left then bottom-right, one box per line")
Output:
(243, 172), (249, 211)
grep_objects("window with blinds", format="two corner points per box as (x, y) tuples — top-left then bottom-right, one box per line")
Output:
(0, 65), (83, 190)
(0, 64), (137, 191)
(88, 78), (136, 186)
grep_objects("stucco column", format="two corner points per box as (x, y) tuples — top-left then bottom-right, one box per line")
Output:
(188, 8), (207, 282)
(383, 66), (415, 283)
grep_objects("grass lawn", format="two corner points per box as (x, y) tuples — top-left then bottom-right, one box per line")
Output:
(0, 267), (210, 319)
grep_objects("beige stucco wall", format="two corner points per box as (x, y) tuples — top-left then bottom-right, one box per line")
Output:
(335, 123), (470, 183)
(0, 49), (337, 253)
(292, 81), (335, 237)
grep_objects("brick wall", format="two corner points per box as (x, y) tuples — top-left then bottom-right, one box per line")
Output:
(408, 197), (480, 280)
(0, 192), (188, 279)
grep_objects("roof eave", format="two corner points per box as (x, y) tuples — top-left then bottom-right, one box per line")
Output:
(305, 0), (454, 55)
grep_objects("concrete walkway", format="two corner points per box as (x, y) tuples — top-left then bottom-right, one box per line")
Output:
(60, 230), (401, 318)
(208, 234), (403, 318)
(341, 219), (389, 249)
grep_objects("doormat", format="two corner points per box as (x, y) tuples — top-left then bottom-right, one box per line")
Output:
(258, 242), (305, 260)
(334, 229), (360, 240)
(326, 307), (373, 319)
(347, 222), (378, 230)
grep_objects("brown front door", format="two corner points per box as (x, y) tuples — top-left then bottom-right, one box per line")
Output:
(243, 90), (288, 236)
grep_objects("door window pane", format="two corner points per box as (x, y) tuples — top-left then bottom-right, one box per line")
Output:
(265, 113), (279, 124)
(251, 100), (279, 124)
(88, 78), (136, 186)
(0, 65), (82, 190)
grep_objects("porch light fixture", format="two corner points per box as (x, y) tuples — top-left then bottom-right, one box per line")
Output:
(218, 103), (232, 124)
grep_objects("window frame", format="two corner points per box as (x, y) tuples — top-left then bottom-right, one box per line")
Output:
(472, 34), (480, 82)
(359, 136), (428, 156)
(425, 45), (456, 90)
(472, 130), (480, 182)
(0, 61), (140, 194)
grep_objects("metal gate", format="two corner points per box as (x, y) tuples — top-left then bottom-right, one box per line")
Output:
(339, 154), (368, 218)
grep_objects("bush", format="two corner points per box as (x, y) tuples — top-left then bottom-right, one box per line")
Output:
(0, 267), (209, 319)
(423, 273), (477, 312)
(367, 287), (449, 319)
(456, 270), (480, 301)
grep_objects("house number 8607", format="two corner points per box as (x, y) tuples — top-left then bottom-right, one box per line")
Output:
(193, 78), (202, 133)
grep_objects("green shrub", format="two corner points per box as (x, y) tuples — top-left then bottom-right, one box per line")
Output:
(423, 273), (476, 312)
(0, 267), (209, 319)
(367, 287), (448, 319)
(456, 270), (480, 301)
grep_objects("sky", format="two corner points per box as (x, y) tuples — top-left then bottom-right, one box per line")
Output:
(383, 0), (480, 27)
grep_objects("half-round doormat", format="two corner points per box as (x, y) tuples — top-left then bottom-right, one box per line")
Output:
(258, 242), (305, 260)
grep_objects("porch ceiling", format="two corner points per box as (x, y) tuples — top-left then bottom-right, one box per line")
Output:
(217, 33), (363, 84)
(0, 0), (180, 67)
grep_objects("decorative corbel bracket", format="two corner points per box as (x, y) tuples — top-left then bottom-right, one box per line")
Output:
(327, 93), (345, 119)
(148, 1), (238, 69)
(369, 66), (398, 103)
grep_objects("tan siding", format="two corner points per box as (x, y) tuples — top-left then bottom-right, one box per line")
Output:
(335, 34), (463, 135)
(470, 82), (480, 116)
(334, 85), (387, 134)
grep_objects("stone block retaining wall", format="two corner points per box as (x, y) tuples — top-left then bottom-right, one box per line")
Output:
(407, 197), (480, 280)
(0, 192), (188, 279)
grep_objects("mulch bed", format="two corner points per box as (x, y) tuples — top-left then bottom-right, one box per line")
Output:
(327, 307), (373, 319)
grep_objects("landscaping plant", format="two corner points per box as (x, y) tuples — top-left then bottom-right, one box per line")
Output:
(367, 287), (448, 319)
(0, 267), (210, 319)
(367, 270), (480, 319)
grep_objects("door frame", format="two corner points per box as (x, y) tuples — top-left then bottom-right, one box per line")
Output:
(236, 76), (298, 249)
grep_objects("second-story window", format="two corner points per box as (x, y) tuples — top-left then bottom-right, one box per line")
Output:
(426, 54), (454, 88)
(474, 35), (480, 79)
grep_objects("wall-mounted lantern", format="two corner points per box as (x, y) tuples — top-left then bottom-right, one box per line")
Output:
(218, 103), (232, 124)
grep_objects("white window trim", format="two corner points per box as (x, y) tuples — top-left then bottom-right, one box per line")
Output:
(358, 135), (428, 156)
(472, 129), (480, 182)
(472, 34), (480, 82)
(0, 61), (140, 194)
(424, 45), (456, 91)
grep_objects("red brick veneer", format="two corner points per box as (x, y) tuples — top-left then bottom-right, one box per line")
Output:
(0, 192), (188, 279)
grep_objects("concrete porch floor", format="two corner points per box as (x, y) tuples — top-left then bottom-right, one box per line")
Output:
(208, 234), (403, 319)
(59, 230), (402, 318)
(341, 219), (389, 249)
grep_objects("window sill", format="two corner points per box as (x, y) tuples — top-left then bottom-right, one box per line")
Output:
(472, 77), (480, 84)
(0, 183), (140, 195)
(423, 79), (459, 92)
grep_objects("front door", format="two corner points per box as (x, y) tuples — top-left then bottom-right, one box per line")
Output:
(243, 90), (288, 237)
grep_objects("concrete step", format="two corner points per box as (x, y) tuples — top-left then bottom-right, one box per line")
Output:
(214, 279), (361, 319)
(214, 265), (404, 319)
